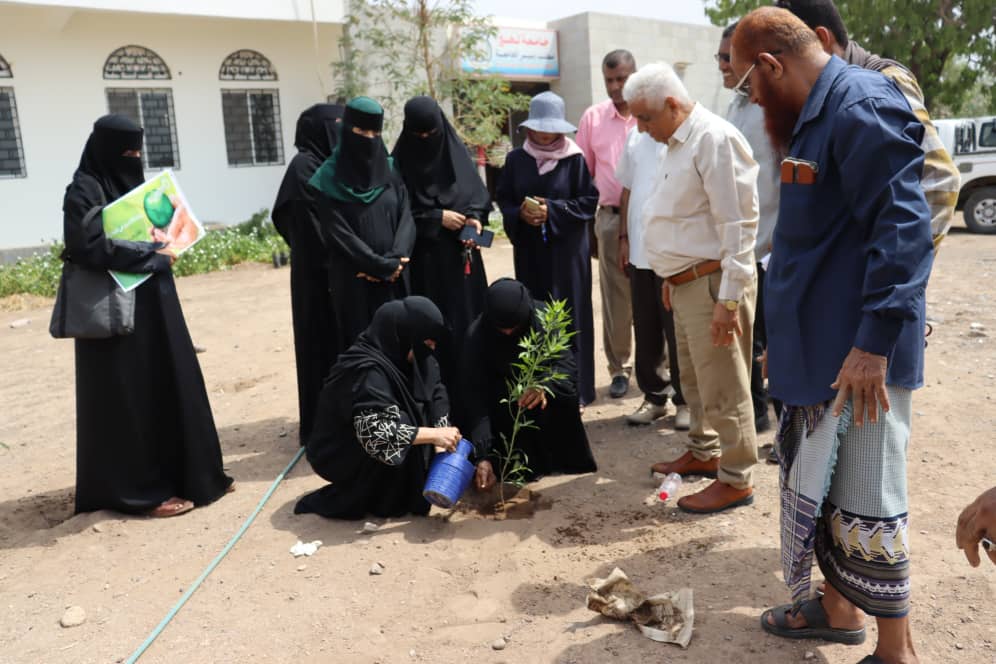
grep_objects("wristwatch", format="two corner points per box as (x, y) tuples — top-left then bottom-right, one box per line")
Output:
(723, 300), (739, 312)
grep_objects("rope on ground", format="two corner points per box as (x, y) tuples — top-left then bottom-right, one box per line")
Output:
(125, 446), (307, 663)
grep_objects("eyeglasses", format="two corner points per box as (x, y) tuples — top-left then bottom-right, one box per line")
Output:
(714, 53), (731, 63)
(733, 50), (782, 97)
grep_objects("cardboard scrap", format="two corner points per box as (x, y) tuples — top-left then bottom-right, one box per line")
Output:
(586, 567), (694, 648)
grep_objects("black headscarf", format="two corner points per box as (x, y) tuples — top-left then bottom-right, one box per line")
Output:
(326, 296), (446, 423)
(392, 96), (490, 216)
(75, 114), (145, 201)
(481, 278), (539, 370)
(273, 104), (344, 220)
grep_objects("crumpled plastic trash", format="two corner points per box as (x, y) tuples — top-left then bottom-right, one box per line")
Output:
(586, 567), (694, 647)
(290, 540), (323, 557)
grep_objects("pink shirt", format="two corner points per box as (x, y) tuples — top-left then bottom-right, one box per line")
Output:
(575, 98), (637, 207)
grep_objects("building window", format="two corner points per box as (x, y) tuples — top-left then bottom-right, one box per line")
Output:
(221, 89), (284, 166)
(103, 45), (171, 80)
(0, 87), (26, 178)
(106, 88), (179, 169)
(219, 50), (278, 81)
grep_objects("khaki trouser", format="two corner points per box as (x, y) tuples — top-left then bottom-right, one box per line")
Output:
(595, 207), (632, 378)
(670, 269), (758, 489)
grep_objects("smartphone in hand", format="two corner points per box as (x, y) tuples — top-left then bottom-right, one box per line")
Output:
(458, 225), (494, 248)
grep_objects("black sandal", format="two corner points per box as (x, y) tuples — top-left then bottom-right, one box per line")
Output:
(760, 598), (866, 645)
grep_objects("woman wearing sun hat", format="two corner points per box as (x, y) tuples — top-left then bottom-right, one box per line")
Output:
(495, 91), (598, 407)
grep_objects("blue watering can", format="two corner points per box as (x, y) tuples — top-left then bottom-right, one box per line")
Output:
(423, 438), (475, 508)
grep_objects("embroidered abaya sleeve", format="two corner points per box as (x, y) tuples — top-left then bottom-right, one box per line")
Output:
(351, 367), (419, 466)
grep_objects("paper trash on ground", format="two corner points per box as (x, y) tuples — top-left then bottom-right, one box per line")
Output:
(586, 567), (694, 648)
(102, 170), (205, 292)
(290, 540), (323, 557)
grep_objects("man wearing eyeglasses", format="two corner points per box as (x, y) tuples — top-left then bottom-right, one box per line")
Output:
(718, 21), (783, 441)
(625, 63), (761, 515)
(731, 8), (933, 664)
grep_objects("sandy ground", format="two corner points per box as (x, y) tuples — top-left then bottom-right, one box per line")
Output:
(1, 219), (995, 664)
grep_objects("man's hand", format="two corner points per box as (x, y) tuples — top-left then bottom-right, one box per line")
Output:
(475, 460), (497, 492)
(830, 347), (890, 426)
(957, 486), (996, 567)
(618, 237), (630, 272)
(756, 348), (768, 380)
(442, 210), (466, 231)
(661, 282), (671, 311)
(710, 302), (742, 347)
(518, 387), (548, 411)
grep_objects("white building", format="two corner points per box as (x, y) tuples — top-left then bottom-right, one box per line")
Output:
(0, 0), (344, 250)
(0, 1), (730, 251)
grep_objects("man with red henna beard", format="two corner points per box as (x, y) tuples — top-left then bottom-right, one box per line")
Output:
(731, 7), (933, 664)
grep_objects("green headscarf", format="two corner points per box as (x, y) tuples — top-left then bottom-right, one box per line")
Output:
(308, 97), (394, 204)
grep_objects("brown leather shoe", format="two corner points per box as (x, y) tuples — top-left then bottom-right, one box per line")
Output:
(650, 451), (719, 478)
(677, 480), (754, 514)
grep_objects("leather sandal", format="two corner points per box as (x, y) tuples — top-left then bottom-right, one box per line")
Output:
(147, 497), (195, 518)
(760, 598), (866, 645)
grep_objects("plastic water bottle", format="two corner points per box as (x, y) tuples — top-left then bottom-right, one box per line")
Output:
(655, 472), (682, 502)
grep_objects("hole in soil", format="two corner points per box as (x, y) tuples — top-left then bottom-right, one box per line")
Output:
(449, 483), (553, 520)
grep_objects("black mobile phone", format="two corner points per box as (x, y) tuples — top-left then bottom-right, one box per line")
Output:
(459, 225), (494, 248)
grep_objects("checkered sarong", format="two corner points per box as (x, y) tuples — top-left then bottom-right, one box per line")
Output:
(775, 387), (912, 618)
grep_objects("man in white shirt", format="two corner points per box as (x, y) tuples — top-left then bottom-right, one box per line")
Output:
(719, 21), (782, 437)
(615, 127), (689, 429)
(624, 63), (759, 514)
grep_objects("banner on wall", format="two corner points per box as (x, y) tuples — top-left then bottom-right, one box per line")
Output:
(462, 27), (559, 79)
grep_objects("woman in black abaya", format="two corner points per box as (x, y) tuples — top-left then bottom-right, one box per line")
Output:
(391, 96), (490, 391)
(272, 103), (344, 443)
(295, 297), (478, 520)
(65, 115), (232, 517)
(308, 97), (416, 349)
(461, 279), (597, 482)
(495, 92), (598, 405)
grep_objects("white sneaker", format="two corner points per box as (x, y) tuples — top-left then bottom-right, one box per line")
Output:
(674, 405), (691, 431)
(626, 400), (671, 425)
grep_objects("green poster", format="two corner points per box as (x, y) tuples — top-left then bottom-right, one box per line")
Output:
(102, 170), (205, 291)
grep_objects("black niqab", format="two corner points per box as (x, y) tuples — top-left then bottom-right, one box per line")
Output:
(273, 104), (344, 218)
(337, 103), (392, 193)
(76, 114), (145, 200)
(392, 96), (490, 213)
(325, 296), (446, 419)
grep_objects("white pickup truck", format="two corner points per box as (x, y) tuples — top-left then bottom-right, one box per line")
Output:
(934, 116), (996, 234)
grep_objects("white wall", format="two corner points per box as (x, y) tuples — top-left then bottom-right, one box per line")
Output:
(550, 12), (733, 126)
(0, 4), (342, 248)
(0, 0), (344, 23)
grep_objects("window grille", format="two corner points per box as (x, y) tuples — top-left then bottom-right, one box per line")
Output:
(219, 50), (278, 81)
(106, 88), (180, 169)
(221, 89), (284, 166)
(0, 87), (26, 178)
(103, 45), (171, 80)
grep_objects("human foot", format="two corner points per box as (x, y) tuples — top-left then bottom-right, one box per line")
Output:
(761, 596), (865, 644)
(146, 497), (195, 518)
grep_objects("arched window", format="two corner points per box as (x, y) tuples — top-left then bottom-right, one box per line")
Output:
(103, 45), (171, 80)
(103, 46), (178, 169)
(219, 50), (278, 81)
(0, 52), (25, 178)
(219, 50), (283, 167)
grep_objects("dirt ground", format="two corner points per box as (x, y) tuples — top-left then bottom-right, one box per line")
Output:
(1, 218), (994, 664)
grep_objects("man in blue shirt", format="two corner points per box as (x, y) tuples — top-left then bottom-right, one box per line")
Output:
(731, 8), (933, 664)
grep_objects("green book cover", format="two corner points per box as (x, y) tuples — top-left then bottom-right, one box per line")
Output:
(101, 170), (205, 291)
